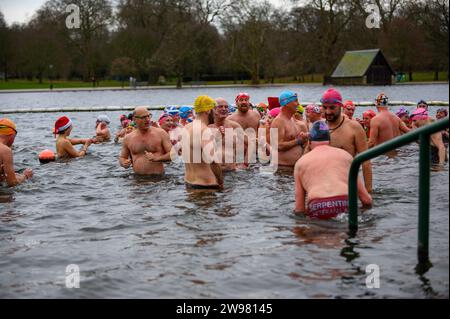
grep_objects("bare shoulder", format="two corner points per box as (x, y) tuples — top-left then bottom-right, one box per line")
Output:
(0, 144), (12, 158)
(226, 119), (242, 129)
(251, 110), (261, 119)
(227, 113), (238, 121)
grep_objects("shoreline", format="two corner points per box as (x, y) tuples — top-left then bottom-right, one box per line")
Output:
(0, 81), (448, 94)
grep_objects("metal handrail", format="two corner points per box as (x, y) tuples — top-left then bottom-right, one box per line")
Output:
(348, 117), (450, 265)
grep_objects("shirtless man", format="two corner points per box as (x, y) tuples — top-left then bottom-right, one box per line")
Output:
(411, 108), (447, 166)
(95, 115), (111, 142)
(321, 88), (373, 193)
(305, 104), (323, 130)
(54, 116), (96, 158)
(271, 91), (308, 167)
(343, 100), (356, 120)
(294, 121), (372, 219)
(0, 118), (33, 187)
(119, 106), (172, 175)
(183, 95), (223, 189)
(227, 93), (261, 165)
(368, 93), (410, 148)
(209, 98), (243, 172)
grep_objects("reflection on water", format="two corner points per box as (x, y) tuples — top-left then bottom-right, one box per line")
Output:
(0, 109), (448, 298)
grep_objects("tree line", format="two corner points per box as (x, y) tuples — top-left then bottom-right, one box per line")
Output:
(0, 0), (448, 87)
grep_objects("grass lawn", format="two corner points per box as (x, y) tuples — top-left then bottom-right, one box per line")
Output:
(0, 72), (447, 90)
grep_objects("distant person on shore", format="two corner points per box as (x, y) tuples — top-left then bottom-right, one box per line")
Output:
(95, 115), (111, 142)
(54, 116), (97, 159)
(294, 121), (372, 219)
(119, 107), (172, 176)
(0, 118), (33, 187)
(322, 88), (373, 193)
(368, 93), (410, 149)
(184, 95), (223, 190)
(411, 108), (447, 166)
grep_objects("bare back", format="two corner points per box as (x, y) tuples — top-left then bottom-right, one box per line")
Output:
(295, 145), (352, 200)
(184, 121), (220, 186)
(369, 111), (403, 146)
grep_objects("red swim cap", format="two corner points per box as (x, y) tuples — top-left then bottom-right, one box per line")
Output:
(235, 93), (250, 103)
(54, 116), (72, 136)
(39, 149), (56, 164)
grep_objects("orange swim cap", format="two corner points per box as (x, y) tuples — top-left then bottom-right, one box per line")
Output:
(39, 149), (56, 164)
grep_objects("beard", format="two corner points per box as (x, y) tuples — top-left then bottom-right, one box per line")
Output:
(326, 109), (341, 123)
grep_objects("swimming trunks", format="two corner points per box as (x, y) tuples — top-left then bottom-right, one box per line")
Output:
(185, 183), (221, 190)
(307, 195), (349, 220)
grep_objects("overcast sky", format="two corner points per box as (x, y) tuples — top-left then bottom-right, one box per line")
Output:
(0, 0), (293, 25)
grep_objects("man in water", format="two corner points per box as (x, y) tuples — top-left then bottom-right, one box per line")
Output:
(321, 88), (373, 193)
(54, 116), (96, 158)
(436, 108), (449, 149)
(95, 115), (111, 142)
(294, 121), (372, 219)
(119, 106), (172, 175)
(305, 104), (323, 130)
(183, 95), (223, 189)
(396, 107), (412, 130)
(227, 93), (261, 166)
(208, 98), (243, 172)
(271, 91), (308, 168)
(343, 100), (356, 120)
(0, 118), (33, 187)
(368, 93), (410, 149)
(411, 108), (447, 166)
(362, 109), (377, 139)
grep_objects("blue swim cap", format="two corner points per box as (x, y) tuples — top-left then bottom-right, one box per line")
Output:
(310, 121), (330, 142)
(279, 91), (298, 107)
(179, 106), (193, 119)
(165, 106), (180, 116)
(229, 104), (236, 113)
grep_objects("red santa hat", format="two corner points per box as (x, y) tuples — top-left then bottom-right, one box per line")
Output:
(54, 116), (72, 136)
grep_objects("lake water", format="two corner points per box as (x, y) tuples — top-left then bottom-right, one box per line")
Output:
(0, 84), (448, 298)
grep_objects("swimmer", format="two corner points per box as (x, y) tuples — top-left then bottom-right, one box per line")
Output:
(256, 103), (268, 118)
(396, 107), (412, 130)
(294, 121), (372, 219)
(417, 100), (429, 111)
(411, 108), (447, 166)
(368, 93), (410, 148)
(95, 114), (111, 142)
(54, 116), (97, 159)
(294, 104), (305, 122)
(165, 106), (181, 126)
(271, 91), (308, 168)
(184, 95), (223, 190)
(305, 104), (323, 130)
(119, 107), (173, 176)
(321, 88), (373, 193)
(209, 98), (243, 172)
(179, 106), (194, 126)
(362, 109), (377, 139)
(343, 100), (356, 120)
(227, 93), (261, 166)
(0, 118), (33, 187)
(436, 108), (449, 148)
(114, 119), (134, 143)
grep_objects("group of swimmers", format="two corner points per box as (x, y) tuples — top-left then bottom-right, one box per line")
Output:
(1, 88), (448, 220)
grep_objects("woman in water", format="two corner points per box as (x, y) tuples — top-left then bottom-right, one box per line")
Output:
(55, 116), (97, 158)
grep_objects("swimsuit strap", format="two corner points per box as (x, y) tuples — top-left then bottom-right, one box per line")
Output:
(327, 116), (345, 133)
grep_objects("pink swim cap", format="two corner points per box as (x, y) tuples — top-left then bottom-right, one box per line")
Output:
(269, 107), (281, 118)
(321, 89), (343, 106)
(411, 108), (429, 121)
